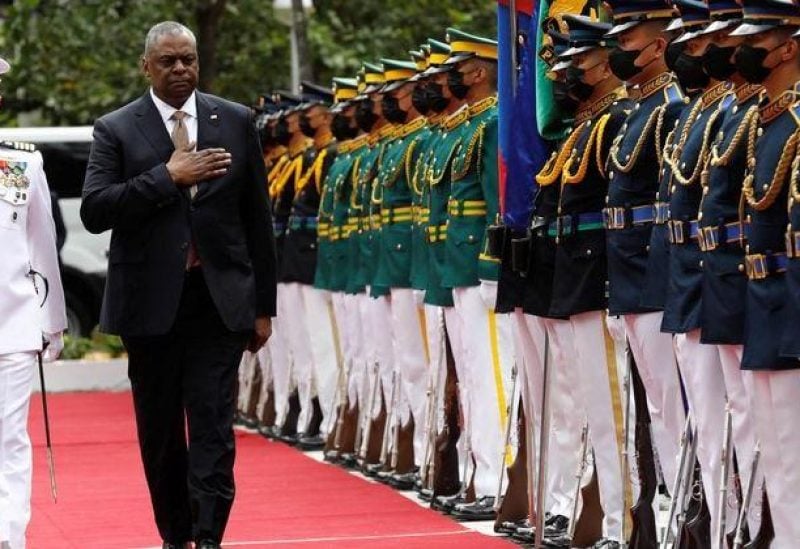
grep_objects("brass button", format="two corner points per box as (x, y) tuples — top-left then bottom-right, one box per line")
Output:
(738, 264), (745, 272)
(699, 260), (704, 268)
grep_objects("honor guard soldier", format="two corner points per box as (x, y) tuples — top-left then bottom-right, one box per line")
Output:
(371, 58), (431, 489)
(270, 92), (313, 443)
(541, 15), (631, 548)
(283, 81), (338, 450)
(433, 28), (513, 522)
(658, 1), (735, 540)
(324, 77), (365, 464)
(348, 62), (397, 473)
(602, 0), (687, 492)
(729, 1), (800, 544)
(0, 56), (67, 549)
(511, 25), (584, 544)
(694, 0), (763, 538)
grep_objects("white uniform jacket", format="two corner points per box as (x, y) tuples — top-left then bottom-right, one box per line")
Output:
(0, 144), (66, 354)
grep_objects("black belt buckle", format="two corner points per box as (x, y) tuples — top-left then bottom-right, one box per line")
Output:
(511, 230), (532, 275)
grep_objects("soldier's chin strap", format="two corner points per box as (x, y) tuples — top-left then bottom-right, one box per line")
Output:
(27, 267), (50, 308)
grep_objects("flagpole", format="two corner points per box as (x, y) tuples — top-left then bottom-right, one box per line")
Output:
(509, 0), (518, 94)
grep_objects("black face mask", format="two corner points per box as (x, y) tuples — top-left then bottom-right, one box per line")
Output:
(427, 81), (450, 113)
(735, 43), (782, 84)
(674, 52), (710, 90)
(553, 80), (579, 112)
(355, 100), (378, 132)
(331, 112), (358, 141)
(447, 69), (471, 100)
(299, 113), (316, 138)
(382, 94), (408, 124)
(412, 84), (431, 115)
(609, 42), (654, 81)
(665, 40), (685, 72)
(566, 65), (596, 102)
(702, 44), (737, 81)
(275, 118), (291, 146)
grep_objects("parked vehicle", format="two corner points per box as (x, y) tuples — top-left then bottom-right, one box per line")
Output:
(0, 126), (107, 336)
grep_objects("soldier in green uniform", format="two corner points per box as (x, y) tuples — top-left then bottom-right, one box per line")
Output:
(370, 58), (431, 488)
(433, 29), (512, 522)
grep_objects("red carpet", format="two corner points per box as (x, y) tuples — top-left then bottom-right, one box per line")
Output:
(27, 392), (512, 548)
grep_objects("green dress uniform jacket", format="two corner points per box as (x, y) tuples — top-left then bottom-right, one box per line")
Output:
(441, 95), (500, 288)
(374, 117), (430, 289)
(410, 113), (446, 291)
(329, 135), (367, 293)
(315, 139), (354, 291)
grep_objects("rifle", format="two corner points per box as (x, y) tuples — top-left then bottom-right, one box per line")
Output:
(744, 487), (774, 549)
(421, 328), (446, 489)
(533, 332), (551, 549)
(662, 416), (693, 548)
(494, 364), (519, 511)
(716, 404), (734, 549)
(493, 397), (529, 531)
(431, 322), (462, 499)
(628, 352), (658, 548)
(567, 422), (591, 543)
(358, 361), (382, 463)
(733, 443), (775, 549)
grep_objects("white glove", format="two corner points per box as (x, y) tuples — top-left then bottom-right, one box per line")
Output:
(479, 280), (499, 311)
(413, 289), (426, 306)
(42, 332), (64, 363)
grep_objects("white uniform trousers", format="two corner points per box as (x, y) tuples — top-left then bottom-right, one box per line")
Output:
(269, 283), (293, 425)
(512, 311), (582, 518)
(742, 369), (800, 548)
(236, 351), (259, 416)
(361, 293), (395, 420)
(343, 293), (367, 412)
(282, 282), (316, 431)
(674, 329), (727, 543)
(301, 287), (339, 435)
(622, 312), (684, 488)
(716, 344), (760, 533)
(555, 311), (624, 541)
(451, 286), (514, 498)
(422, 305), (446, 468)
(254, 346), (273, 423)
(0, 352), (36, 549)
(390, 288), (428, 464)
(442, 305), (470, 469)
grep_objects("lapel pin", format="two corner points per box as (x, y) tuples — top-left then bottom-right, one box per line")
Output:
(210, 114), (218, 120)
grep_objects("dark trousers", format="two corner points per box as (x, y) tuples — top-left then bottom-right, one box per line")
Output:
(123, 270), (248, 543)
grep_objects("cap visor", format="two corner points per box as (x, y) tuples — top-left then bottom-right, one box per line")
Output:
(665, 18), (684, 33)
(730, 23), (777, 37)
(605, 20), (640, 38)
(674, 30), (700, 44)
(552, 60), (572, 72)
(444, 53), (474, 65)
(424, 65), (453, 75)
(382, 80), (407, 93)
(562, 45), (595, 57)
(698, 19), (740, 36)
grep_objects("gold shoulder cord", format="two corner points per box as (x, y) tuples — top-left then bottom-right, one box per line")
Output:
(710, 106), (759, 168)
(608, 106), (663, 174)
(669, 105), (722, 187)
(350, 156), (362, 209)
(428, 139), (462, 186)
(452, 121), (486, 181)
(789, 156), (800, 206)
(404, 138), (420, 191)
(536, 124), (586, 185)
(563, 114), (610, 184)
(742, 129), (800, 211)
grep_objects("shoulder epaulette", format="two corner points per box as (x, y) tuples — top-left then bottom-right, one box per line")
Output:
(351, 135), (370, 151)
(401, 117), (427, 138)
(444, 105), (470, 131)
(0, 141), (36, 152)
(664, 82), (685, 105)
(468, 96), (498, 119)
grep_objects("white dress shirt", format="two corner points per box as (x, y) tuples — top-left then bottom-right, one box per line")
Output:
(150, 87), (198, 149)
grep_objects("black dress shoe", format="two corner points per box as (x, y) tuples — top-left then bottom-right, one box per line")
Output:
(417, 487), (433, 502)
(452, 495), (497, 521)
(196, 541), (222, 549)
(432, 493), (467, 513)
(362, 462), (384, 477)
(592, 539), (620, 549)
(258, 425), (278, 439)
(494, 517), (529, 535)
(162, 543), (192, 549)
(296, 434), (325, 451)
(338, 453), (358, 469)
(388, 471), (417, 490)
(544, 514), (569, 537)
(512, 525), (535, 543)
(376, 468), (395, 484)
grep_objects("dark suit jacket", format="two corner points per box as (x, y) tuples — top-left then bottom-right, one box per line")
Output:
(81, 91), (277, 337)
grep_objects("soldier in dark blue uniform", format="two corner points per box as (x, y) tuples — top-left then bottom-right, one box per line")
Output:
(535, 15), (630, 547)
(657, 2), (736, 540)
(602, 0), (687, 492)
(694, 0), (763, 536)
(729, 1), (800, 543)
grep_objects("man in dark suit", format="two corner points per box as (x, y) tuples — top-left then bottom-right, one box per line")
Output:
(80, 21), (276, 549)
